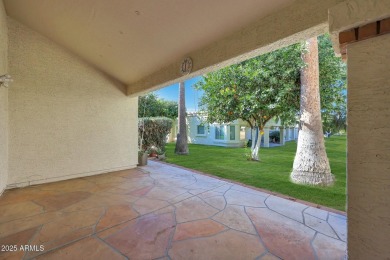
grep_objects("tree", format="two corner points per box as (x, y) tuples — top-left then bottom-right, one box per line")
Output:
(290, 37), (334, 186)
(322, 100), (347, 135)
(175, 82), (189, 154)
(318, 34), (347, 135)
(138, 93), (178, 119)
(195, 34), (345, 161)
(196, 43), (304, 160)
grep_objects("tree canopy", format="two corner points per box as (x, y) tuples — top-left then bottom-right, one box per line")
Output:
(195, 43), (303, 130)
(318, 34), (347, 134)
(195, 34), (346, 130)
(195, 34), (346, 160)
(138, 93), (178, 119)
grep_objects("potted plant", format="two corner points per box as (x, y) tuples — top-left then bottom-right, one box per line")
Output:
(138, 150), (149, 166)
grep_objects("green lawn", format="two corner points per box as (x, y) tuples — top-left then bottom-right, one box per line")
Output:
(165, 136), (346, 211)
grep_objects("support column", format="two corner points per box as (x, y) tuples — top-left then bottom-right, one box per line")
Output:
(263, 127), (270, 148)
(347, 34), (390, 260)
(279, 127), (285, 145)
(285, 127), (290, 141)
(330, 2), (390, 258)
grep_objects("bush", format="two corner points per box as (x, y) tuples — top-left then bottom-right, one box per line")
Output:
(269, 130), (280, 143)
(139, 117), (173, 153)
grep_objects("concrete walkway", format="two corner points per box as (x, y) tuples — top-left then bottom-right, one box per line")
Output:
(0, 161), (346, 259)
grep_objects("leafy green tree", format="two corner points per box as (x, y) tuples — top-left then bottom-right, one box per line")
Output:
(322, 100), (347, 134)
(318, 34), (347, 135)
(138, 93), (178, 119)
(196, 43), (304, 160)
(196, 34), (346, 161)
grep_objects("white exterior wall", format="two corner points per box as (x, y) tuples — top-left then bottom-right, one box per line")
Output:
(187, 115), (298, 148)
(187, 115), (243, 147)
(0, 1), (8, 194)
(244, 118), (298, 146)
(7, 18), (138, 188)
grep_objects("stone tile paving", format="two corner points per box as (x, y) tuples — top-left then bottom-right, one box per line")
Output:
(0, 161), (347, 260)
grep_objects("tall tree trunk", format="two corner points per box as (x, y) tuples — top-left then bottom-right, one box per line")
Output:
(290, 37), (334, 186)
(175, 82), (189, 154)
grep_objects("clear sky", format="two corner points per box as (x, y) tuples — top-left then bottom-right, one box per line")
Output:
(152, 76), (204, 112)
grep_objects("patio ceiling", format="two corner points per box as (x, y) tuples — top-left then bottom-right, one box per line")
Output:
(3, 0), (341, 95)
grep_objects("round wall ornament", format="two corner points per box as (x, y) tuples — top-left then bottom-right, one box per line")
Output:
(180, 57), (193, 75)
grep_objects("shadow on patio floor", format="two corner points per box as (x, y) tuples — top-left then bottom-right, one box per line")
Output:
(0, 161), (346, 259)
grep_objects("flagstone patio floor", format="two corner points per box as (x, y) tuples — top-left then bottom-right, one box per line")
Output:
(0, 161), (347, 260)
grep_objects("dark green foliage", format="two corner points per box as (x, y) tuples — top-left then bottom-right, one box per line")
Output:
(138, 117), (173, 152)
(318, 34), (347, 133)
(195, 34), (346, 131)
(195, 43), (303, 129)
(269, 130), (280, 143)
(138, 93), (178, 119)
(323, 103), (347, 134)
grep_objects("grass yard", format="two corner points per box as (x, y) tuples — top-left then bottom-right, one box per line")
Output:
(165, 135), (346, 211)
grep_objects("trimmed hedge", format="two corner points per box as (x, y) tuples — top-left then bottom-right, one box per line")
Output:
(139, 117), (173, 152)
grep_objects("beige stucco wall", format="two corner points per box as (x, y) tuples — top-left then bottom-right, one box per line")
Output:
(7, 17), (138, 187)
(0, 0), (8, 194)
(347, 34), (390, 259)
(328, 1), (390, 258)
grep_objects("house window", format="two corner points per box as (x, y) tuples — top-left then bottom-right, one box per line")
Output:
(230, 125), (235, 140)
(197, 125), (205, 135)
(215, 126), (225, 140)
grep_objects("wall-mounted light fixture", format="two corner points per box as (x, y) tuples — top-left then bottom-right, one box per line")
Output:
(0, 74), (13, 88)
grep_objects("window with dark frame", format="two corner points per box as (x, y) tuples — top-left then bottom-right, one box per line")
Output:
(197, 125), (205, 135)
(215, 125), (225, 140)
(230, 125), (235, 140)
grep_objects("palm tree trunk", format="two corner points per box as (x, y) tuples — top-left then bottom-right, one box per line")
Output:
(175, 81), (189, 154)
(290, 37), (334, 186)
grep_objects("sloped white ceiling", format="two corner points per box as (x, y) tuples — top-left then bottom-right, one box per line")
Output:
(4, 0), (295, 85)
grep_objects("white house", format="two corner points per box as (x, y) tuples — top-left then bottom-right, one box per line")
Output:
(168, 113), (298, 148)
(242, 117), (299, 147)
(186, 113), (243, 147)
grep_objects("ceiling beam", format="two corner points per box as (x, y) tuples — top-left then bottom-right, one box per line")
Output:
(127, 0), (344, 97)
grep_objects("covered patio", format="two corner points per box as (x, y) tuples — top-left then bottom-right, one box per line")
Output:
(0, 162), (346, 259)
(1, 0), (389, 258)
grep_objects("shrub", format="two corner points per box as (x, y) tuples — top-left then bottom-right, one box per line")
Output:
(139, 117), (173, 153)
(269, 130), (280, 143)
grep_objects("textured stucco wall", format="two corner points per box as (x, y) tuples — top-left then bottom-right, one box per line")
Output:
(7, 18), (138, 187)
(347, 34), (390, 259)
(0, 0), (9, 194)
(0, 0), (7, 73)
(328, 1), (390, 257)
